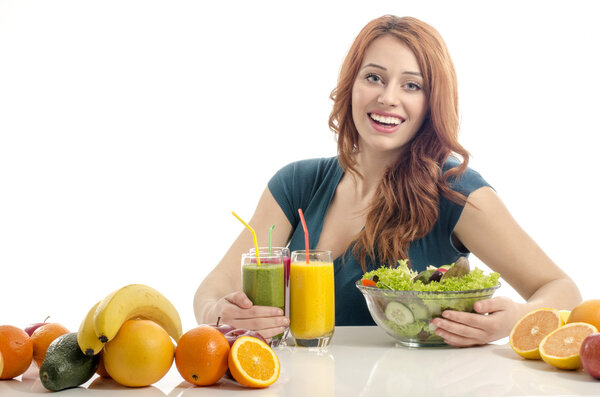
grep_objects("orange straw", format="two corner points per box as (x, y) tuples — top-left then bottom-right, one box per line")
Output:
(231, 211), (261, 267)
(298, 208), (309, 264)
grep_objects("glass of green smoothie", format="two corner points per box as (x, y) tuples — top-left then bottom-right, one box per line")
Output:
(249, 247), (291, 346)
(241, 251), (285, 347)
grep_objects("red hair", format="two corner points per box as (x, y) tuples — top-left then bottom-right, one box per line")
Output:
(329, 15), (470, 269)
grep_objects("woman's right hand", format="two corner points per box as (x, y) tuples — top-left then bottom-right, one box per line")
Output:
(209, 291), (289, 341)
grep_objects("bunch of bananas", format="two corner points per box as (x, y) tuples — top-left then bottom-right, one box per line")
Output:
(77, 284), (182, 356)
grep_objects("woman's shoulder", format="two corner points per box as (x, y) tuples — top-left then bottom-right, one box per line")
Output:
(272, 156), (341, 182)
(442, 157), (491, 196)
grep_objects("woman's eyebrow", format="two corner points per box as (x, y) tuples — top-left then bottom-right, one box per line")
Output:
(360, 63), (422, 77)
(361, 63), (386, 71)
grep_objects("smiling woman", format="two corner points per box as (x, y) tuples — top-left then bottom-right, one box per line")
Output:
(193, 14), (582, 347)
(351, 35), (428, 154)
(0, 2), (596, 349)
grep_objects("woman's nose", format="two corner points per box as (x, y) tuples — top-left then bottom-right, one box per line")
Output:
(377, 85), (400, 107)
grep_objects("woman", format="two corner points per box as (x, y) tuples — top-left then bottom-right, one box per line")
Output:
(194, 15), (581, 347)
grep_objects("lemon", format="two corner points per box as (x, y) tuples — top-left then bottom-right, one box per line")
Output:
(558, 310), (571, 324)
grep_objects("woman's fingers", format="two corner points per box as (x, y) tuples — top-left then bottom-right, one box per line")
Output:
(224, 291), (253, 309)
(431, 314), (487, 344)
(430, 297), (517, 346)
(473, 296), (511, 315)
(212, 291), (289, 340)
(229, 310), (289, 330)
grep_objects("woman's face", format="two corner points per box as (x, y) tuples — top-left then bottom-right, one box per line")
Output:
(351, 35), (428, 157)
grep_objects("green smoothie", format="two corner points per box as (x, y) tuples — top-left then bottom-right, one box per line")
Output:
(242, 263), (285, 310)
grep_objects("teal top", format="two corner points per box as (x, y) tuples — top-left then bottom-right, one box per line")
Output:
(268, 156), (491, 326)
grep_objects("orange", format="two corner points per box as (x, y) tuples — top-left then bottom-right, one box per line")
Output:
(175, 325), (230, 386)
(567, 300), (600, 329)
(228, 336), (280, 388)
(103, 319), (174, 387)
(31, 323), (70, 368)
(509, 308), (563, 359)
(539, 322), (597, 370)
(95, 350), (111, 379)
(0, 325), (33, 379)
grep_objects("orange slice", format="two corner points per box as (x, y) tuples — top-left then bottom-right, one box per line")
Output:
(509, 308), (563, 359)
(539, 322), (598, 370)
(228, 336), (280, 388)
(0, 351), (4, 376)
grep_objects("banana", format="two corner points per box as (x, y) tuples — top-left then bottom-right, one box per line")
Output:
(93, 284), (182, 344)
(78, 300), (104, 356)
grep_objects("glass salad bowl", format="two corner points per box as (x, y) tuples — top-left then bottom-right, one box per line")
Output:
(356, 281), (500, 347)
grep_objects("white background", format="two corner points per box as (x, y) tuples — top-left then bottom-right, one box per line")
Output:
(1, 0), (598, 333)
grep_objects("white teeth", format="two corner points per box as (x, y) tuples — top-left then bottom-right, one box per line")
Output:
(370, 113), (402, 125)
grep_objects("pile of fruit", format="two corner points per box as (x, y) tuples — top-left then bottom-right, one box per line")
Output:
(509, 299), (600, 378)
(0, 283), (280, 391)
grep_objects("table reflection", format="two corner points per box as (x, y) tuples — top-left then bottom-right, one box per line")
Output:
(359, 344), (513, 396)
(285, 346), (335, 397)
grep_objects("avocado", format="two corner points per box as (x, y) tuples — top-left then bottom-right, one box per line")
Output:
(412, 269), (435, 284)
(441, 257), (470, 281)
(39, 332), (100, 391)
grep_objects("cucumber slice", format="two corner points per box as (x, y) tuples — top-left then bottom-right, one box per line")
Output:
(406, 301), (430, 321)
(385, 301), (415, 326)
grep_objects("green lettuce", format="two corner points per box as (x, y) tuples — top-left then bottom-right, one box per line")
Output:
(363, 261), (500, 292)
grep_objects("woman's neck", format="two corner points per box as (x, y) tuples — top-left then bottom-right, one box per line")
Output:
(351, 149), (400, 198)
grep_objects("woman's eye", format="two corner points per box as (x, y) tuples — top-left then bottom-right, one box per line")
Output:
(404, 82), (421, 91)
(366, 73), (382, 84)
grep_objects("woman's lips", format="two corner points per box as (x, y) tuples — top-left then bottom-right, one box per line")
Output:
(368, 112), (404, 134)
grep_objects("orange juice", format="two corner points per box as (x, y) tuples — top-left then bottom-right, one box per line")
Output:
(290, 260), (335, 341)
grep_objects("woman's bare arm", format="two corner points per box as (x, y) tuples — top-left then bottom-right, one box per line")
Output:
(193, 187), (293, 339)
(431, 186), (581, 346)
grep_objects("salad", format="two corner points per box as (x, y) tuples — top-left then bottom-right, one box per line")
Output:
(356, 258), (500, 346)
(360, 257), (500, 292)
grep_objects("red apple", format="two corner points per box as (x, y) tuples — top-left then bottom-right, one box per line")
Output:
(24, 316), (50, 336)
(210, 317), (235, 335)
(224, 328), (267, 347)
(581, 332), (600, 379)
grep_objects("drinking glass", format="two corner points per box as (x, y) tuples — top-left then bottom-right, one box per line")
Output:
(289, 250), (335, 348)
(241, 251), (285, 347)
(249, 247), (290, 347)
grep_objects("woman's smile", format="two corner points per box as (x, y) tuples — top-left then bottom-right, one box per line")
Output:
(368, 111), (405, 133)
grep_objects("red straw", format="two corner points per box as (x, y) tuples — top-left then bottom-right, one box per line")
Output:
(298, 208), (310, 264)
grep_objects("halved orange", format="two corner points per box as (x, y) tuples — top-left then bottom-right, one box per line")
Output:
(509, 308), (563, 359)
(539, 322), (598, 370)
(228, 336), (280, 388)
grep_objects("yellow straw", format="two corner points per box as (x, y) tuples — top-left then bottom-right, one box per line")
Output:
(231, 211), (261, 266)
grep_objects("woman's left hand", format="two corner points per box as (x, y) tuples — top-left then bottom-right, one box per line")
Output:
(429, 296), (522, 347)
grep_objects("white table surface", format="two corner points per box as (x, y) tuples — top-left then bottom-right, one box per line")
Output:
(2, 326), (599, 396)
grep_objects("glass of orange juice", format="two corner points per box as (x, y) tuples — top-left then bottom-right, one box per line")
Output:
(289, 250), (335, 348)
